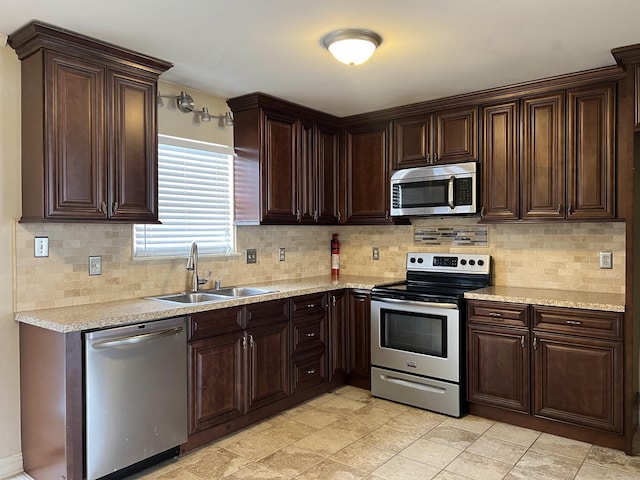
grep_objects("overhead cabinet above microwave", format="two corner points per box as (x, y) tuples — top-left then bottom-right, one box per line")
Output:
(8, 21), (172, 223)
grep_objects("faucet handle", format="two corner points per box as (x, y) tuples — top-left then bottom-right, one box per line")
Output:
(198, 270), (213, 286)
(214, 279), (222, 290)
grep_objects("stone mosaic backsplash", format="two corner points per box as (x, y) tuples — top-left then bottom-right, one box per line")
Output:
(414, 225), (489, 246)
(13, 217), (625, 311)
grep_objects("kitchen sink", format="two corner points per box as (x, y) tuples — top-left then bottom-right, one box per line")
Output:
(147, 287), (277, 304)
(148, 292), (230, 304)
(202, 287), (278, 297)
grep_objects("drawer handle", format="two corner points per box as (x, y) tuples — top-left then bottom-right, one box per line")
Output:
(488, 312), (504, 319)
(306, 369), (316, 375)
(566, 320), (582, 326)
(306, 332), (316, 337)
(306, 304), (318, 308)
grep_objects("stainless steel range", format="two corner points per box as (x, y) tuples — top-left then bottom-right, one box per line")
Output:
(371, 252), (490, 417)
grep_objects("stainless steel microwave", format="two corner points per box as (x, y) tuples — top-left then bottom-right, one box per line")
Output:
(390, 162), (478, 217)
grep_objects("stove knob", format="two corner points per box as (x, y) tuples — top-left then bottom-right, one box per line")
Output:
(469, 259), (476, 266)
(417, 257), (424, 264)
(478, 259), (485, 266)
(410, 257), (416, 263)
(460, 259), (467, 265)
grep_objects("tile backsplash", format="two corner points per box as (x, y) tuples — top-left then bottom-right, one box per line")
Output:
(13, 218), (625, 311)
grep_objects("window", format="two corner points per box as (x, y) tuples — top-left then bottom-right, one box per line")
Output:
(134, 135), (235, 257)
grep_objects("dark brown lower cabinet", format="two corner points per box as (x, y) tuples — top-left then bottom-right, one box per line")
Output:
(467, 324), (530, 413)
(533, 332), (623, 432)
(329, 290), (349, 384)
(348, 289), (371, 389)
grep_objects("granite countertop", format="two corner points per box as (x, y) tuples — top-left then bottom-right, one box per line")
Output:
(465, 286), (625, 313)
(14, 274), (400, 333)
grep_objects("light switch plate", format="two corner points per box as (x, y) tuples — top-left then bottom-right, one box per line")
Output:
(246, 249), (257, 264)
(89, 256), (102, 275)
(34, 236), (49, 257)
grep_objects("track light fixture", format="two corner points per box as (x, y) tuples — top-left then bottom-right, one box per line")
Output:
(157, 91), (233, 127)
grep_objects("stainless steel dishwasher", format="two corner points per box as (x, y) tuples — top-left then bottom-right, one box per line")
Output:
(84, 316), (188, 480)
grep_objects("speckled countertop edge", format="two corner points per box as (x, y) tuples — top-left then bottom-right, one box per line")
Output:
(14, 275), (401, 333)
(465, 286), (625, 313)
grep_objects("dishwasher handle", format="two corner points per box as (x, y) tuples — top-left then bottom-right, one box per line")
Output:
(90, 326), (184, 350)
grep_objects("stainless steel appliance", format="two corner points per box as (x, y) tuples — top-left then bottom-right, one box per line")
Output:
(371, 252), (490, 417)
(390, 162), (478, 217)
(84, 316), (188, 480)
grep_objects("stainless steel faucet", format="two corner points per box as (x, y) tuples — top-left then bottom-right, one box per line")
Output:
(186, 241), (211, 292)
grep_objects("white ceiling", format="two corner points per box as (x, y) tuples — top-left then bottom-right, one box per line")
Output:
(2, 0), (640, 117)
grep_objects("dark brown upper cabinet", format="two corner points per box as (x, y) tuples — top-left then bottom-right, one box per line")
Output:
(228, 93), (341, 225)
(481, 81), (617, 222)
(342, 121), (394, 224)
(393, 106), (478, 169)
(8, 21), (172, 222)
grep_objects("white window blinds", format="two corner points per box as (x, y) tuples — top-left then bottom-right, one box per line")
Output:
(134, 135), (235, 257)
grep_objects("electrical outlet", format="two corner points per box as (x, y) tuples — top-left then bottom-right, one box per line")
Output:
(246, 249), (257, 264)
(278, 247), (286, 262)
(34, 236), (49, 257)
(372, 247), (380, 260)
(599, 251), (613, 269)
(89, 256), (102, 275)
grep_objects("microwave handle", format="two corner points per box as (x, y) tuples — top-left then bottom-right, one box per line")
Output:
(448, 176), (455, 209)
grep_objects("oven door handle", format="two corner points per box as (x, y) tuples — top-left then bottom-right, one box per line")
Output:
(373, 297), (458, 310)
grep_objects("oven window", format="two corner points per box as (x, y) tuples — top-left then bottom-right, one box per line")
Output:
(381, 309), (447, 357)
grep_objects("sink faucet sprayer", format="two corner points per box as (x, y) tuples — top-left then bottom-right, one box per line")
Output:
(186, 241), (212, 292)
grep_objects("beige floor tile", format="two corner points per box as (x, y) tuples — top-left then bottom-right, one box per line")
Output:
(323, 415), (379, 441)
(350, 403), (403, 427)
(359, 424), (421, 453)
(332, 385), (375, 403)
(371, 455), (441, 480)
(575, 462), (640, 480)
(293, 428), (355, 456)
(208, 427), (256, 449)
(332, 439), (397, 472)
(295, 458), (368, 480)
(482, 422), (541, 448)
(445, 451), (512, 480)
(385, 409), (444, 438)
(422, 424), (480, 450)
(152, 466), (208, 480)
(441, 415), (495, 435)
(258, 444), (325, 477)
(182, 447), (252, 478)
(531, 432), (592, 461)
(515, 448), (583, 480)
(369, 397), (412, 414)
(223, 462), (291, 479)
(261, 418), (318, 443)
(466, 435), (528, 466)
(432, 472), (475, 480)
(504, 466), (566, 480)
(585, 445), (640, 476)
(318, 395), (374, 416)
(224, 432), (291, 462)
(399, 437), (462, 469)
(288, 406), (344, 429)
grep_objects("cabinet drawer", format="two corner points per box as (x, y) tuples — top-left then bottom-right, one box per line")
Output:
(533, 306), (622, 339)
(291, 351), (327, 393)
(291, 315), (326, 355)
(467, 301), (529, 327)
(189, 307), (244, 341)
(291, 293), (327, 318)
(245, 298), (289, 328)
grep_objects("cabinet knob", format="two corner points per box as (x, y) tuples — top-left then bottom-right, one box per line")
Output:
(433, 152), (438, 162)
(480, 206), (485, 218)
(336, 211), (341, 222)
(313, 210), (318, 222)
(556, 204), (561, 214)
(426, 154), (431, 164)
(296, 210), (301, 222)
(99, 201), (108, 217)
(567, 204), (574, 215)
(521, 336), (525, 348)
(306, 332), (316, 338)
(249, 334), (254, 348)
(112, 201), (119, 215)
(241, 336), (246, 349)
(306, 369), (316, 375)
(533, 336), (538, 350)
(331, 295), (336, 307)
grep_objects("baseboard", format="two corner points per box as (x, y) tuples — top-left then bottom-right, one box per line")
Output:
(0, 453), (23, 480)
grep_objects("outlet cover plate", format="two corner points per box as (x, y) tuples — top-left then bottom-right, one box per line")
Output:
(372, 247), (380, 260)
(599, 251), (613, 269)
(279, 247), (286, 262)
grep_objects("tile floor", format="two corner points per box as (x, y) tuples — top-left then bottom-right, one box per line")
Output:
(9, 386), (640, 480)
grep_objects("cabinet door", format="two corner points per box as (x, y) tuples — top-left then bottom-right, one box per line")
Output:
(533, 332), (623, 433)
(261, 111), (299, 223)
(343, 122), (393, 224)
(467, 324), (530, 414)
(480, 102), (520, 221)
(246, 321), (290, 411)
(329, 290), (349, 381)
(434, 106), (478, 164)
(188, 332), (245, 433)
(315, 124), (341, 224)
(393, 116), (432, 169)
(109, 70), (158, 221)
(347, 290), (371, 389)
(299, 121), (316, 224)
(521, 93), (565, 219)
(566, 83), (615, 219)
(43, 52), (107, 220)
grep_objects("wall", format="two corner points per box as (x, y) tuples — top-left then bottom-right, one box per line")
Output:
(0, 44), (23, 477)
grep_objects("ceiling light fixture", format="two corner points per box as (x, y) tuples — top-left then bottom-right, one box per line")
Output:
(321, 29), (382, 65)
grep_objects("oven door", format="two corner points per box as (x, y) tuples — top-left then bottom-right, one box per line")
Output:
(371, 297), (460, 383)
